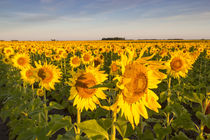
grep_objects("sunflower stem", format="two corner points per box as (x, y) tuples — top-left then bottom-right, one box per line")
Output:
(166, 76), (171, 140)
(43, 90), (48, 124)
(199, 98), (206, 138)
(76, 109), (81, 136)
(64, 58), (66, 75)
(32, 84), (34, 111)
(111, 111), (116, 140)
(139, 117), (143, 134)
(167, 76), (171, 105)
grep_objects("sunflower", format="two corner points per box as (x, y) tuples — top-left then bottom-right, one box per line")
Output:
(20, 66), (36, 85)
(82, 52), (93, 65)
(2, 57), (11, 64)
(68, 66), (108, 111)
(35, 61), (62, 90)
(37, 88), (45, 97)
(70, 56), (81, 68)
(12, 53), (31, 69)
(166, 51), (195, 79)
(53, 54), (62, 61)
(116, 50), (166, 128)
(56, 48), (66, 55)
(110, 61), (120, 74)
(93, 56), (103, 68)
(3, 47), (14, 56)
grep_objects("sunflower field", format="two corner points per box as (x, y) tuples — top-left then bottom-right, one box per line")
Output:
(0, 40), (210, 140)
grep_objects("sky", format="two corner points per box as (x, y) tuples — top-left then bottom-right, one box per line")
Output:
(0, 0), (210, 40)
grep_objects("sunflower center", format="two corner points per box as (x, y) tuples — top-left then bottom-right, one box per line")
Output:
(17, 57), (26, 66)
(123, 63), (148, 104)
(72, 57), (80, 65)
(133, 73), (148, 95)
(4, 58), (9, 63)
(6, 50), (11, 53)
(26, 69), (34, 78)
(94, 59), (101, 67)
(38, 68), (46, 80)
(76, 73), (97, 98)
(83, 54), (90, 61)
(170, 57), (183, 71)
(43, 69), (53, 83)
(111, 63), (118, 72)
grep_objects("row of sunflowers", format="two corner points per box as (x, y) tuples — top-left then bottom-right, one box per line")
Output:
(0, 40), (210, 140)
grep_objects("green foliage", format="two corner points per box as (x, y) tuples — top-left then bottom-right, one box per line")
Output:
(77, 119), (109, 140)
(196, 111), (210, 128)
(171, 132), (189, 140)
(115, 116), (135, 138)
(49, 101), (65, 110)
(154, 123), (171, 140)
(47, 115), (73, 137)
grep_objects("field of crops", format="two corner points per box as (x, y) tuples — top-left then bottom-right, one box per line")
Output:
(0, 40), (209, 140)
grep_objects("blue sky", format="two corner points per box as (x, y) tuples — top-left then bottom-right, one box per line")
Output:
(0, 0), (210, 40)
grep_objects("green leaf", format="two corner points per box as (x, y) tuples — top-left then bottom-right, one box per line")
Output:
(171, 131), (189, 140)
(77, 119), (109, 140)
(17, 127), (49, 140)
(154, 123), (171, 140)
(56, 131), (76, 140)
(172, 112), (197, 132)
(140, 129), (154, 140)
(164, 103), (186, 117)
(89, 80), (117, 89)
(49, 101), (64, 110)
(97, 118), (112, 131)
(115, 117), (127, 138)
(196, 135), (205, 140)
(115, 116), (135, 138)
(160, 91), (167, 103)
(196, 111), (210, 128)
(47, 115), (73, 137)
(183, 92), (204, 105)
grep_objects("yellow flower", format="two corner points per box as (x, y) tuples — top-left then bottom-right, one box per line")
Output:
(110, 61), (120, 74)
(12, 53), (31, 69)
(166, 51), (196, 79)
(3, 47), (14, 56)
(37, 88), (45, 97)
(70, 56), (81, 68)
(35, 61), (62, 90)
(56, 48), (66, 55)
(20, 66), (36, 85)
(93, 56), (103, 68)
(68, 66), (108, 111)
(2, 57), (11, 64)
(116, 50), (166, 128)
(82, 52), (93, 65)
(53, 54), (62, 61)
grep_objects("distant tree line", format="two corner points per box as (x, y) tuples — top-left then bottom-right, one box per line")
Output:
(102, 37), (125, 40)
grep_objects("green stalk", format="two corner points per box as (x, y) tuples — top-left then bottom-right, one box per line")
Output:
(139, 117), (143, 134)
(76, 109), (81, 136)
(167, 76), (171, 105)
(111, 111), (116, 140)
(64, 58), (66, 74)
(199, 98), (207, 138)
(166, 76), (171, 140)
(43, 90), (48, 124)
(32, 84), (35, 111)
